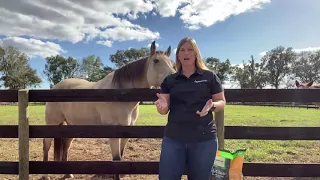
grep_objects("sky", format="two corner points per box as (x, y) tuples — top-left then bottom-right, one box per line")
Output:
(0, 0), (320, 89)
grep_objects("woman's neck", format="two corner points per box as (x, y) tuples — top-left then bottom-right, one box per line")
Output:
(182, 66), (196, 78)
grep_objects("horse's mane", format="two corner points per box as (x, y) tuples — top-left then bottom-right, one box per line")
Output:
(111, 51), (167, 88)
(111, 56), (148, 88)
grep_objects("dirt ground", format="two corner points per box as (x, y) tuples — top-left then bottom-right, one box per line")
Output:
(1, 138), (319, 180)
(1, 138), (183, 180)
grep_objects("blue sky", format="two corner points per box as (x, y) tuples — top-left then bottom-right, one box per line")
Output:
(0, 0), (319, 89)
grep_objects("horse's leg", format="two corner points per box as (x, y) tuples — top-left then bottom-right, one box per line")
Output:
(110, 138), (121, 180)
(120, 138), (129, 158)
(120, 106), (138, 158)
(42, 102), (66, 180)
(62, 138), (74, 179)
(42, 138), (53, 180)
(120, 117), (137, 158)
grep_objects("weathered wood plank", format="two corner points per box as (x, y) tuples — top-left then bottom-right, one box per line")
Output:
(0, 90), (18, 102)
(1, 125), (319, 140)
(25, 88), (320, 102)
(1, 88), (319, 102)
(18, 89), (29, 180)
(1, 161), (319, 177)
(224, 126), (320, 140)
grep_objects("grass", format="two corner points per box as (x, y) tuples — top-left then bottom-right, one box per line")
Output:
(0, 104), (319, 179)
(1, 104), (319, 126)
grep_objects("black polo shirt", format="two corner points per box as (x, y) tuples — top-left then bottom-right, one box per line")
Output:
(160, 68), (223, 143)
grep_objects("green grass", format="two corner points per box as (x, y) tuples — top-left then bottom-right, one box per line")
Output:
(0, 104), (319, 163)
(137, 104), (320, 127)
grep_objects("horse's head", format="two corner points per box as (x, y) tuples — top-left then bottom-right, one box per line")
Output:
(145, 41), (176, 88)
(295, 80), (313, 89)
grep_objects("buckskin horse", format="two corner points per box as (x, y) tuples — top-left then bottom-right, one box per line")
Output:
(41, 41), (175, 180)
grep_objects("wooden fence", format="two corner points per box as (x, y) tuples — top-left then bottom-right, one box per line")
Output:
(0, 88), (320, 180)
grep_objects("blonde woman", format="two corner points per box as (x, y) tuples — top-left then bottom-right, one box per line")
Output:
(155, 37), (226, 180)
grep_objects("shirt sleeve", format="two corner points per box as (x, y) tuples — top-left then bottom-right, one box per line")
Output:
(160, 76), (170, 94)
(210, 72), (223, 95)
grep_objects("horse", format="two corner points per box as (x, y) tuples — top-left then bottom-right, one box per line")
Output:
(41, 41), (176, 180)
(295, 80), (320, 108)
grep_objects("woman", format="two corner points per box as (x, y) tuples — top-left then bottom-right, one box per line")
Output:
(155, 37), (226, 180)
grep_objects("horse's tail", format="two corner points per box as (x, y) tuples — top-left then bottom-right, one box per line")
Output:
(54, 122), (64, 161)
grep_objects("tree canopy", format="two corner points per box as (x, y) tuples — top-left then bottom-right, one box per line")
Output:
(1, 44), (319, 90)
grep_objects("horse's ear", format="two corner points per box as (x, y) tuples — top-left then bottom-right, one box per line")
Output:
(295, 80), (299, 87)
(150, 41), (156, 55)
(307, 81), (313, 87)
(165, 46), (171, 56)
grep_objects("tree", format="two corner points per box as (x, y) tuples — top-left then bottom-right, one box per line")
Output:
(246, 55), (268, 88)
(43, 55), (79, 88)
(231, 63), (251, 88)
(231, 55), (268, 89)
(76, 55), (113, 82)
(291, 50), (320, 83)
(261, 46), (296, 89)
(0, 47), (4, 61)
(0, 46), (42, 89)
(110, 47), (149, 68)
(205, 57), (233, 84)
(102, 66), (113, 75)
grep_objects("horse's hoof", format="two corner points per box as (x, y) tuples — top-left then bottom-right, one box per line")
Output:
(91, 174), (113, 180)
(64, 174), (74, 178)
(41, 176), (50, 180)
(114, 174), (120, 180)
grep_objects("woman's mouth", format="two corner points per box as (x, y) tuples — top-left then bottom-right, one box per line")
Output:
(184, 58), (190, 61)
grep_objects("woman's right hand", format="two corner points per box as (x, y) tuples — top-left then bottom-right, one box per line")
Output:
(155, 93), (168, 110)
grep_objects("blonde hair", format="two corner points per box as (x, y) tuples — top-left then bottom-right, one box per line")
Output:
(175, 37), (209, 71)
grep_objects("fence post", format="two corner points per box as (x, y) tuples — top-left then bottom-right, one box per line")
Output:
(18, 89), (29, 180)
(215, 110), (224, 149)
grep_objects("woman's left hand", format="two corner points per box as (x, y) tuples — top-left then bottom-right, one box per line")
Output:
(196, 99), (214, 117)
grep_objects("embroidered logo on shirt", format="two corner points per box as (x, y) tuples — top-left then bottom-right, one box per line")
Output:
(194, 79), (207, 83)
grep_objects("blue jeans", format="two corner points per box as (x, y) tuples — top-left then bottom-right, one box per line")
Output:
(158, 136), (218, 180)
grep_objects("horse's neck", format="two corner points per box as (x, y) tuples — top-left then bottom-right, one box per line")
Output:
(98, 72), (149, 89)
(130, 78), (149, 88)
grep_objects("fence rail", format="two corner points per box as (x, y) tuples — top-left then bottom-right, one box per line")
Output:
(1, 88), (319, 102)
(1, 125), (320, 140)
(1, 161), (320, 177)
(0, 88), (320, 179)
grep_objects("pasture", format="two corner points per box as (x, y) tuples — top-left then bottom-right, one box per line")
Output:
(1, 104), (320, 180)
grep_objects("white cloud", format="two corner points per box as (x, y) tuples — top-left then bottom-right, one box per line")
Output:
(0, 0), (160, 48)
(0, 37), (66, 58)
(100, 26), (160, 42)
(231, 63), (245, 69)
(153, 0), (270, 30)
(154, 0), (188, 17)
(259, 46), (320, 57)
(96, 40), (112, 47)
(259, 51), (267, 57)
(293, 47), (320, 53)
(177, 0), (271, 30)
(0, 0), (271, 57)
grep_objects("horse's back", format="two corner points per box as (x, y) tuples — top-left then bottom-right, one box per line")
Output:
(45, 78), (100, 125)
(52, 78), (96, 89)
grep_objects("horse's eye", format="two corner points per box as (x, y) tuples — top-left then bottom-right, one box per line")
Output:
(154, 59), (159, 63)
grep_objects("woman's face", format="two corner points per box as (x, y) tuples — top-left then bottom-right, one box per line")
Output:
(178, 41), (196, 68)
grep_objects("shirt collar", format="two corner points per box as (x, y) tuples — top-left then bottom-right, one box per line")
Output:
(175, 67), (204, 78)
